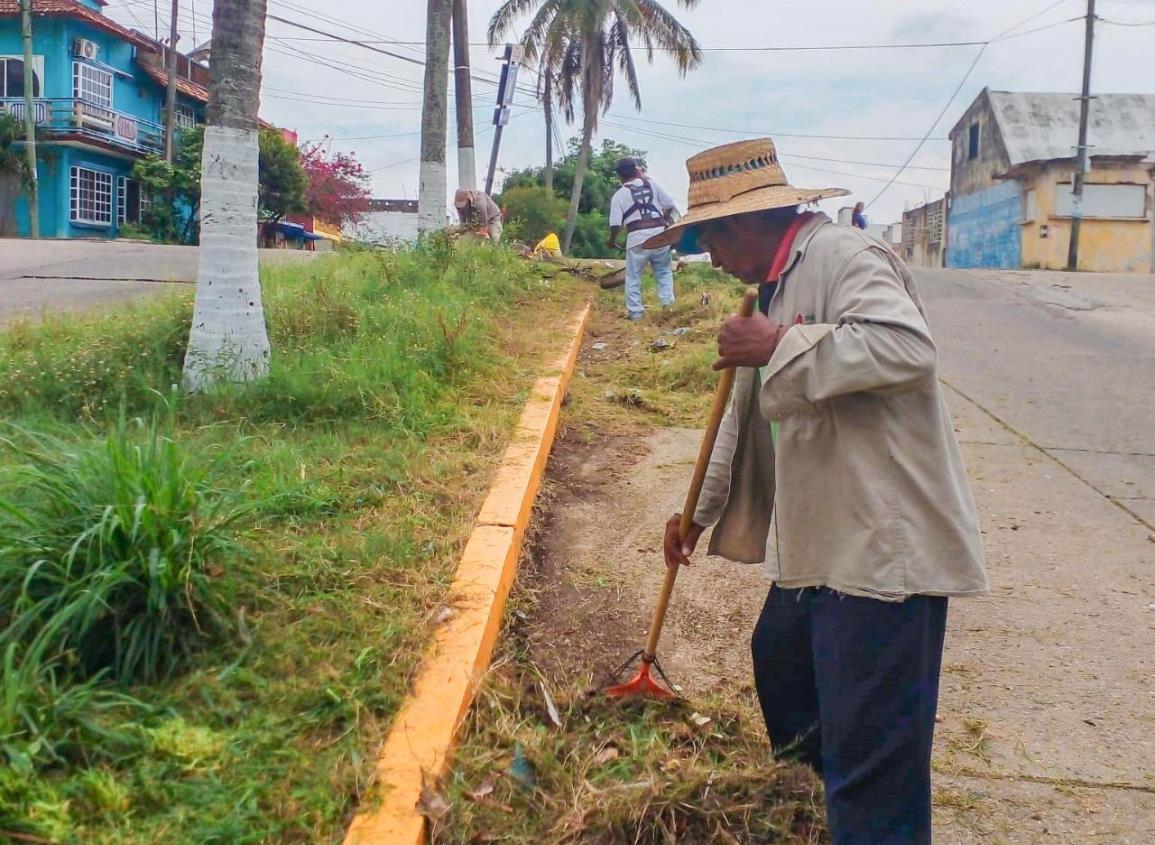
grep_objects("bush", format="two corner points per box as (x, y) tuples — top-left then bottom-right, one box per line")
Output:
(0, 411), (254, 683)
(498, 185), (568, 246)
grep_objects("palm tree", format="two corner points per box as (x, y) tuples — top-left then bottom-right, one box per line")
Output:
(489, 0), (701, 253)
(182, 0), (271, 391)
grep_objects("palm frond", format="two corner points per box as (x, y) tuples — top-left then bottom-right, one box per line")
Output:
(487, 0), (552, 46)
(610, 14), (642, 110)
(628, 0), (703, 72)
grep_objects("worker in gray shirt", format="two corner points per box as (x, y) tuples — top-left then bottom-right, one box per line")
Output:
(454, 189), (503, 242)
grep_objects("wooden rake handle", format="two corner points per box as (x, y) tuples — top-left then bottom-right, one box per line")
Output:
(643, 287), (759, 662)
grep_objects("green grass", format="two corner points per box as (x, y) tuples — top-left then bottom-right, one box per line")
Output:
(0, 240), (586, 843)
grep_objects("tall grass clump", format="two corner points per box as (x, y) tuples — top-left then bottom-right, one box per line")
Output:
(230, 240), (546, 429)
(0, 411), (254, 684)
(0, 296), (191, 418)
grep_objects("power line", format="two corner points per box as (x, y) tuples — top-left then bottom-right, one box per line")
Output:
(303, 130), (423, 142)
(866, 0), (1081, 207)
(602, 112), (951, 143)
(268, 37), (992, 51)
(264, 11), (537, 98)
(865, 46), (987, 207)
(597, 119), (946, 188)
(266, 13), (426, 67)
(597, 118), (944, 169)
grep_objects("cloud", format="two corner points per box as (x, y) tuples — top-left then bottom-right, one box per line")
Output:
(102, 0), (1155, 222)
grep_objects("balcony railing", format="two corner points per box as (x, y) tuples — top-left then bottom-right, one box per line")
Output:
(1, 98), (164, 156)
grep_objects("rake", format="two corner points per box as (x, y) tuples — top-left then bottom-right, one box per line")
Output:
(605, 287), (759, 699)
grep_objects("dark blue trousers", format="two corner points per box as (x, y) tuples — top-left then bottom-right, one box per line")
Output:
(751, 586), (948, 845)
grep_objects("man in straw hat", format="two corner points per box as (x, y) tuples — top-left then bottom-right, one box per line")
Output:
(655, 138), (987, 844)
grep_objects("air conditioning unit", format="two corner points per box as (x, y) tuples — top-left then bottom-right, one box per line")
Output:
(73, 39), (100, 60)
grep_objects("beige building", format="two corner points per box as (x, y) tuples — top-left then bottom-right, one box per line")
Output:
(946, 89), (1155, 273)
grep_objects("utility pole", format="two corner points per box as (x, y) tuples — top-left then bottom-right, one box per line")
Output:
(418, 0), (451, 232)
(451, 0), (475, 190)
(543, 77), (553, 192)
(20, 0), (39, 238)
(1067, 0), (1096, 272)
(163, 0), (180, 163)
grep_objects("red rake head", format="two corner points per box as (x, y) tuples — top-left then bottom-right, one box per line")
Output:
(603, 653), (678, 700)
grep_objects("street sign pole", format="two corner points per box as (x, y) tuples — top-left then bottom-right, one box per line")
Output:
(484, 44), (522, 195)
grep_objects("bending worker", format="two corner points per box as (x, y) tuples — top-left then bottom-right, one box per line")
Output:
(650, 138), (988, 845)
(454, 188), (503, 242)
(608, 157), (679, 320)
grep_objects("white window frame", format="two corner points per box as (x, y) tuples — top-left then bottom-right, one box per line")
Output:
(117, 176), (152, 225)
(175, 102), (196, 130)
(117, 175), (126, 225)
(73, 61), (113, 109)
(0, 55), (44, 99)
(71, 166), (114, 226)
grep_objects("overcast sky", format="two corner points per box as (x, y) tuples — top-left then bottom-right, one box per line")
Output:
(107, 0), (1155, 222)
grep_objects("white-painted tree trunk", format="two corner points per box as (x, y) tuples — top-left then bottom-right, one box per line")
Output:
(182, 125), (270, 391)
(418, 160), (447, 232)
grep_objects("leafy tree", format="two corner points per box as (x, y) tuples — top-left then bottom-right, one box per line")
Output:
(498, 185), (568, 245)
(258, 130), (308, 225)
(489, 0), (701, 253)
(131, 127), (306, 244)
(299, 142), (371, 228)
(500, 138), (647, 257)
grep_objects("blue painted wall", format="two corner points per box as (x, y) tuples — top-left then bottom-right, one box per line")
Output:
(3, 11), (204, 238)
(946, 181), (1023, 269)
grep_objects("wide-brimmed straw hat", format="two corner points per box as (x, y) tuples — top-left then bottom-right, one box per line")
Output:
(644, 138), (849, 252)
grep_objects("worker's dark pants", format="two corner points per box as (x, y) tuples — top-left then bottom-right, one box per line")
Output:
(751, 586), (948, 845)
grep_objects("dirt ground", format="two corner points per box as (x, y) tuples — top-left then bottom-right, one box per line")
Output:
(520, 313), (1155, 843)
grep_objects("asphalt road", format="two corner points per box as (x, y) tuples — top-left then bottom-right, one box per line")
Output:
(918, 268), (1155, 529)
(914, 268), (1155, 843)
(0, 240), (317, 323)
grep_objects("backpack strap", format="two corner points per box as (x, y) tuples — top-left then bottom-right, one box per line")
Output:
(621, 177), (663, 227)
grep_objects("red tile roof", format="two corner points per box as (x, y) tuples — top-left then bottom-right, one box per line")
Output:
(0, 0), (152, 48)
(137, 62), (210, 104)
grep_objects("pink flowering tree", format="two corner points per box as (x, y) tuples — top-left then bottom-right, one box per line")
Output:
(299, 142), (372, 228)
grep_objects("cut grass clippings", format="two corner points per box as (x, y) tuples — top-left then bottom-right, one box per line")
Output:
(568, 264), (750, 433)
(436, 664), (826, 845)
(0, 239), (588, 844)
(439, 265), (827, 843)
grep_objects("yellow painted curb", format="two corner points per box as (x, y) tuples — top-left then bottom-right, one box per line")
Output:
(344, 303), (590, 845)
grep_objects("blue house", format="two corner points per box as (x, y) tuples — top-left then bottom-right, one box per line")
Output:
(0, 0), (208, 238)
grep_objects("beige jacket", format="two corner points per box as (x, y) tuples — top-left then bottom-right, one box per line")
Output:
(694, 215), (988, 600)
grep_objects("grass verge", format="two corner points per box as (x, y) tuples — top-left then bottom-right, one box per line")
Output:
(0, 240), (586, 844)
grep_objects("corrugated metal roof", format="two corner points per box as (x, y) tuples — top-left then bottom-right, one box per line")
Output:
(987, 90), (1155, 166)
